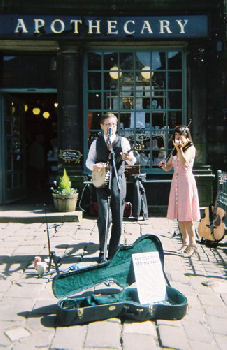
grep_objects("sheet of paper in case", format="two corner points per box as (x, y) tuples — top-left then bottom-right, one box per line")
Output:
(132, 251), (167, 304)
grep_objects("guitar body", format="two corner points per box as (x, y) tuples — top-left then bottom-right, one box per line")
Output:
(213, 207), (226, 240)
(198, 205), (226, 242)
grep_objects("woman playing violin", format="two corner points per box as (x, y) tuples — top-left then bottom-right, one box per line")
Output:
(159, 126), (200, 257)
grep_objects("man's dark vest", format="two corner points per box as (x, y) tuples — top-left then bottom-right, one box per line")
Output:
(96, 135), (125, 176)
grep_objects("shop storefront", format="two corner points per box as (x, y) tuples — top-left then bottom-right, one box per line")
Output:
(0, 1), (225, 209)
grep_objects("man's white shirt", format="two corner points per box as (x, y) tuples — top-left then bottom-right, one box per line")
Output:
(86, 135), (136, 171)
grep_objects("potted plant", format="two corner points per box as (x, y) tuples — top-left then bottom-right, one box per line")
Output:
(52, 169), (78, 212)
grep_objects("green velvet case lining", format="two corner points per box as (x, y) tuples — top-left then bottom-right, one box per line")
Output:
(53, 235), (164, 299)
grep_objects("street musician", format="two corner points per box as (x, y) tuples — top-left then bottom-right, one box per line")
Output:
(86, 112), (136, 262)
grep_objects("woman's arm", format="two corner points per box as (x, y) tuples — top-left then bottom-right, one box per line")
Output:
(159, 156), (173, 172)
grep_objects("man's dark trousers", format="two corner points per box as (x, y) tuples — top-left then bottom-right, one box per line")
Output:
(96, 173), (126, 259)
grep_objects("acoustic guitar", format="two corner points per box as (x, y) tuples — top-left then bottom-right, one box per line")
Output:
(198, 173), (226, 242)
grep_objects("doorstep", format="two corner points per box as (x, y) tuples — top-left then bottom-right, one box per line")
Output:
(0, 203), (83, 223)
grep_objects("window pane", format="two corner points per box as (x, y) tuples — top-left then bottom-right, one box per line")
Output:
(136, 51), (150, 70)
(88, 52), (101, 70)
(88, 93), (101, 109)
(152, 51), (166, 70)
(2, 55), (57, 88)
(120, 86), (133, 97)
(168, 91), (182, 109)
(88, 72), (101, 90)
(122, 97), (134, 110)
(152, 89), (166, 109)
(168, 51), (182, 69)
(120, 52), (133, 70)
(168, 111), (182, 128)
(120, 71), (134, 86)
(153, 148), (166, 167)
(152, 111), (166, 128)
(104, 71), (114, 90)
(168, 72), (182, 89)
(104, 90), (119, 110)
(88, 112), (101, 131)
(104, 52), (118, 70)
(153, 72), (166, 89)
(119, 112), (132, 129)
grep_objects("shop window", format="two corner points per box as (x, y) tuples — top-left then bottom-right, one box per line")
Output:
(84, 49), (186, 174)
(1, 55), (57, 88)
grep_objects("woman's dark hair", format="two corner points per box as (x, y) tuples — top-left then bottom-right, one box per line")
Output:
(172, 125), (193, 155)
(173, 125), (192, 142)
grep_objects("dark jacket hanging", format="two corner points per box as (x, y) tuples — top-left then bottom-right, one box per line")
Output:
(132, 176), (148, 220)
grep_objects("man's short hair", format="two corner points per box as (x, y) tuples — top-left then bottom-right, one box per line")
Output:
(100, 112), (118, 125)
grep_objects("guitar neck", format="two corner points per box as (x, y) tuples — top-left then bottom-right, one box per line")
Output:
(214, 172), (227, 213)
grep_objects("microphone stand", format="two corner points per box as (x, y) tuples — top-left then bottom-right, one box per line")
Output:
(44, 203), (61, 274)
(103, 167), (112, 262)
(108, 133), (120, 191)
(102, 130), (120, 262)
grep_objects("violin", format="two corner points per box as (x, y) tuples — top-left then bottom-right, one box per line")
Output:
(174, 139), (188, 149)
(173, 140), (193, 154)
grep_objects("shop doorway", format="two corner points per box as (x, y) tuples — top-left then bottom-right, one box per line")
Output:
(1, 92), (58, 204)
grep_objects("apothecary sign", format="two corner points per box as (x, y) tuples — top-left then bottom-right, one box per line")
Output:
(0, 15), (208, 39)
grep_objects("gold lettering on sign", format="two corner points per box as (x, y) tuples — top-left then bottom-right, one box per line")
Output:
(12, 16), (194, 36)
(124, 20), (135, 35)
(50, 19), (64, 33)
(88, 20), (101, 34)
(107, 20), (118, 34)
(70, 19), (82, 34)
(141, 21), (153, 34)
(176, 19), (188, 33)
(159, 20), (172, 34)
(34, 19), (45, 33)
(15, 19), (28, 33)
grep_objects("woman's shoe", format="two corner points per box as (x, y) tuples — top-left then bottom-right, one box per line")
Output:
(177, 244), (188, 254)
(184, 245), (198, 258)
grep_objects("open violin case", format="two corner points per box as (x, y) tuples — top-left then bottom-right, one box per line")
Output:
(52, 235), (187, 325)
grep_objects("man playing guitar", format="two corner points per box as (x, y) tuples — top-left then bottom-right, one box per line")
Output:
(86, 112), (136, 263)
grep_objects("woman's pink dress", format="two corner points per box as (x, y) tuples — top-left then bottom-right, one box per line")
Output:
(167, 146), (200, 221)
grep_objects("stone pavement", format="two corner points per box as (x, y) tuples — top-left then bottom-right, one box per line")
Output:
(0, 214), (226, 350)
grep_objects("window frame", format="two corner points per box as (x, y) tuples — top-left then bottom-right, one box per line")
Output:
(83, 47), (187, 174)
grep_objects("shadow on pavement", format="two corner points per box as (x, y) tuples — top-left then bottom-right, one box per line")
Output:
(0, 242), (99, 276)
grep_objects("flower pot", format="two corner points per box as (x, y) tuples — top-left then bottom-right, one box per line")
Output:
(53, 193), (78, 212)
